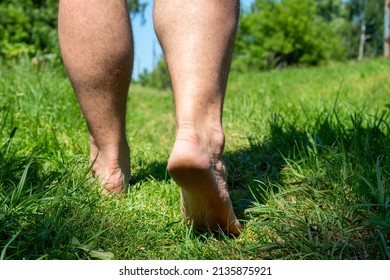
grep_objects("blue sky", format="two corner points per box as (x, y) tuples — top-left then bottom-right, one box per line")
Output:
(131, 0), (255, 79)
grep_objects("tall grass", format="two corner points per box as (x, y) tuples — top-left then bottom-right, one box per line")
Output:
(0, 58), (389, 259)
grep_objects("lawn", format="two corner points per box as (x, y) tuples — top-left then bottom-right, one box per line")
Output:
(0, 58), (389, 259)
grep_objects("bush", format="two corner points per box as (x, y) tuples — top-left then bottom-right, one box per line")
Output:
(233, 0), (346, 71)
(0, 1), (58, 59)
(137, 58), (171, 90)
(0, 0), (146, 60)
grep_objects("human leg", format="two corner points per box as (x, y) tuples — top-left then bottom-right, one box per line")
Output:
(58, 0), (132, 194)
(154, 0), (242, 235)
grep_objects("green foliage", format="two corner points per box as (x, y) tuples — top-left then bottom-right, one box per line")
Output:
(344, 0), (384, 58)
(234, 0), (346, 71)
(0, 0), (147, 59)
(234, 0), (385, 71)
(0, 0), (58, 58)
(127, 0), (147, 16)
(137, 58), (171, 90)
(315, 0), (347, 22)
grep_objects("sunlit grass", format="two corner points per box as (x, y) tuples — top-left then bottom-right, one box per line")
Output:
(0, 58), (389, 259)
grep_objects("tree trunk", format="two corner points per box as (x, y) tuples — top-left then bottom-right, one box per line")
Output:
(358, 20), (366, 61)
(385, 0), (390, 58)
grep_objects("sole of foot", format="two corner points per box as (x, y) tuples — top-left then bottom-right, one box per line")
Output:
(168, 132), (242, 236)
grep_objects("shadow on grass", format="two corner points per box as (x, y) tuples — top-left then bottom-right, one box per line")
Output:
(129, 159), (169, 185)
(127, 108), (390, 243)
(224, 108), (390, 259)
(2, 106), (389, 259)
(226, 108), (389, 201)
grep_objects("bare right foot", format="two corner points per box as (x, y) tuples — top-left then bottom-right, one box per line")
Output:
(167, 124), (242, 236)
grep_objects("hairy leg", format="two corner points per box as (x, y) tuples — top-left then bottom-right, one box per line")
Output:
(154, 0), (242, 235)
(58, 0), (132, 194)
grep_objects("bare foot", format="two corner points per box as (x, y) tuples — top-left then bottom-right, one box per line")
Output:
(167, 125), (242, 236)
(89, 137), (131, 195)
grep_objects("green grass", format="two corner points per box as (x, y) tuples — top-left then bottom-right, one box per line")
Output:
(0, 58), (389, 259)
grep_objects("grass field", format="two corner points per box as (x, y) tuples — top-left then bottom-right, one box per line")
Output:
(0, 58), (389, 260)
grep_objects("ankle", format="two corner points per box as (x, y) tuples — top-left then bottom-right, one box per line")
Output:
(176, 121), (225, 156)
(88, 136), (130, 194)
(89, 135), (130, 162)
(167, 121), (225, 176)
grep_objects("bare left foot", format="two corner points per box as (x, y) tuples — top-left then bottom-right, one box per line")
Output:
(89, 137), (131, 194)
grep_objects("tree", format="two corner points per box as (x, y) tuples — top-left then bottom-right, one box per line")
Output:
(385, 0), (390, 57)
(0, 0), (146, 59)
(344, 0), (384, 59)
(234, 0), (346, 71)
(315, 0), (346, 22)
(0, 0), (58, 58)
(138, 58), (171, 90)
(127, 0), (147, 16)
